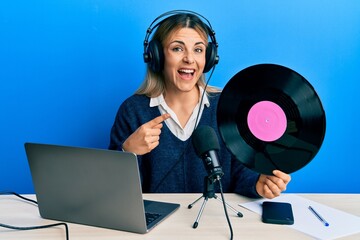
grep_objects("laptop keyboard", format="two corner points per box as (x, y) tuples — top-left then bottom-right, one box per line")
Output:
(145, 212), (162, 225)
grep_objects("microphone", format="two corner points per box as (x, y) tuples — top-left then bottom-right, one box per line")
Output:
(192, 125), (224, 181)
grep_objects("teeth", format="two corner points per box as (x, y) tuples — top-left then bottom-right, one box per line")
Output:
(179, 69), (194, 73)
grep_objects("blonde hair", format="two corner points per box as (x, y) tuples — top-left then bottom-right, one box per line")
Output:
(135, 13), (221, 97)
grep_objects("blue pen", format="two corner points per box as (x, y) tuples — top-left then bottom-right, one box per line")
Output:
(308, 206), (330, 227)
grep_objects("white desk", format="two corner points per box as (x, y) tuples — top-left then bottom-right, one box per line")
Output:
(0, 194), (359, 239)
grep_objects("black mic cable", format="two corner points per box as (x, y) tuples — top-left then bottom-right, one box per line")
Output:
(152, 65), (216, 193)
(218, 180), (234, 240)
(0, 191), (69, 240)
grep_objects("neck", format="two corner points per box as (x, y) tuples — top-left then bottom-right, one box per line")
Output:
(164, 86), (200, 128)
(164, 86), (199, 106)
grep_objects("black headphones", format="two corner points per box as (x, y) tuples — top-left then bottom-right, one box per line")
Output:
(143, 10), (219, 73)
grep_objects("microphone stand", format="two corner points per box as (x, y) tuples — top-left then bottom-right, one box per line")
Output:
(187, 176), (243, 228)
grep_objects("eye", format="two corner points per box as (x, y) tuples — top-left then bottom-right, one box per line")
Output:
(172, 46), (183, 52)
(195, 46), (205, 54)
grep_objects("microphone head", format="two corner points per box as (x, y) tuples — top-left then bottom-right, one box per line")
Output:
(192, 125), (220, 157)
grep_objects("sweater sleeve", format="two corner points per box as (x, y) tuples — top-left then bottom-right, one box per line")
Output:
(109, 95), (152, 150)
(231, 157), (262, 198)
(108, 95), (147, 186)
(108, 100), (133, 151)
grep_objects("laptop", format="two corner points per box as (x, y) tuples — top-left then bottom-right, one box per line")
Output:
(24, 142), (180, 234)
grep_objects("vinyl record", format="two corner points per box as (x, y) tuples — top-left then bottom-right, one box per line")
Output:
(217, 64), (326, 175)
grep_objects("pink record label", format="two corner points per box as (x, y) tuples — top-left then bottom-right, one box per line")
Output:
(247, 101), (287, 142)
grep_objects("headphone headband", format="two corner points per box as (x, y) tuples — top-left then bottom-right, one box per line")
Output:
(145, 10), (215, 39)
(143, 10), (219, 73)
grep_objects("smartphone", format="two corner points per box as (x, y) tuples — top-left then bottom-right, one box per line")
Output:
(262, 201), (294, 225)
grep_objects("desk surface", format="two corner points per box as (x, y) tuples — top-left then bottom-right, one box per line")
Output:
(0, 193), (359, 240)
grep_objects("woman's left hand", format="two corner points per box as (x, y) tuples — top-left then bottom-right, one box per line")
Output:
(256, 170), (291, 199)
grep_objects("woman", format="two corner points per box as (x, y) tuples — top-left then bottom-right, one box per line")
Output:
(109, 11), (290, 198)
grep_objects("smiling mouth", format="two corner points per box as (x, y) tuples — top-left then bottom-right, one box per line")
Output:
(178, 69), (195, 77)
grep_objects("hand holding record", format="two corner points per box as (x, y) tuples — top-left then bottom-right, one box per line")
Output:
(217, 64), (326, 175)
(256, 170), (291, 198)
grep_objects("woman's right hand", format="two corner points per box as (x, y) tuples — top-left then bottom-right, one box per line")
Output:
(122, 113), (170, 155)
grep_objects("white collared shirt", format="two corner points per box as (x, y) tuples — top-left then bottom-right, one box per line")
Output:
(150, 87), (210, 141)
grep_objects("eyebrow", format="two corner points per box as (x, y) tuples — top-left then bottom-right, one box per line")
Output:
(170, 40), (206, 47)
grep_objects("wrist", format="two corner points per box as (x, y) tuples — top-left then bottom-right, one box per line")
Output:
(121, 141), (128, 152)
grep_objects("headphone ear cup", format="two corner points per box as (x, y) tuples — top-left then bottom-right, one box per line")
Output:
(145, 40), (164, 73)
(204, 42), (219, 73)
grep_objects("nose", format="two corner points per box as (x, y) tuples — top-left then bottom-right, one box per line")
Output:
(183, 52), (195, 64)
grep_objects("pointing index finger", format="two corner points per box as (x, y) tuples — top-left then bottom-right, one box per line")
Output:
(148, 113), (171, 127)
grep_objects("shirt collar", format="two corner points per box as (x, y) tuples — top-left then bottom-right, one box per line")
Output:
(149, 86), (210, 108)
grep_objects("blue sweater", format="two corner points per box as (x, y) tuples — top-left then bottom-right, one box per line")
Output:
(109, 93), (260, 197)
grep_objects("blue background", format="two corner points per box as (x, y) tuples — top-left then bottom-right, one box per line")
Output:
(1, 1), (359, 194)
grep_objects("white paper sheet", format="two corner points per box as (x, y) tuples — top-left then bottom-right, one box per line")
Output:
(239, 194), (360, 240)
